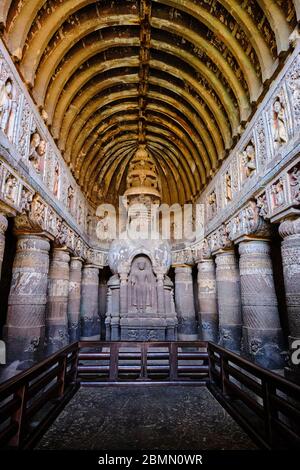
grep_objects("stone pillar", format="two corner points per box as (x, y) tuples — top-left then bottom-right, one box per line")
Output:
(0, 213), (8, 280)
(67, 257), (83, 342)
(106, 275), (120, 340)
(175, 265), (198, 340)
(215, 249), (242, 352)
(80, 265), (100, 340)
(238, 239), (284, 369)
(119, 271), (128, 315)
(46, 248), (70, 353)
(279, 217), (300, 381)
(197, 259), (218, 342)
(157, 273), (165, 314)
(99, 270), (107, 340)
(5, 234), (50, 366)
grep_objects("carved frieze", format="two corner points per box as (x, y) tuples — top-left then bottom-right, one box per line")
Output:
(195, 48), (300, 238)
(254, 117), (269, 167)
(0, 47), (90, 237)
(286, 53), (300, 131)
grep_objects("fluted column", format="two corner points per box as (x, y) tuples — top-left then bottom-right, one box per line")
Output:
(0, 213), (8, 280)
(197, 259), (218, 342)
(46, 248), (70, 353)
(67, 257), (83, 342)
(238, 239), (284, 369)
(279, 217), (300, 381)
(215, 249), (242, 352)
(5, 234), (50, 366)
(175, 265), (198, 340)
(80, 265), (100, 340)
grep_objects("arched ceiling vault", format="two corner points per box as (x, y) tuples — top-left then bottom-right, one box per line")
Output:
(1, 0), (298, 205)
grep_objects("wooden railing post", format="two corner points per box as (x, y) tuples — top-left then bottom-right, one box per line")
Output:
(58, 353), (67, 398)
(71, 343), (80, 384)
(9, 383), (28, 448)
(220, 355), (229, 396)
(169, 343), (178, 381)
(109, 343), (119, 381)
(207, 345), (214, 384)
(138, 343), (149, 381)
(262, 380), (277, 448)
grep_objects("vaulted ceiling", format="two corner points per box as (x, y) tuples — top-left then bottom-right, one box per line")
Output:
(0, 0), (298, 205)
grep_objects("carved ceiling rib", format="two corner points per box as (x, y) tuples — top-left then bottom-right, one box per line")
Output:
(66, 85), (220, 170)
(73, 104), (208, 186)
(1, 0), (297, 205)
(85, 122), (201, 196)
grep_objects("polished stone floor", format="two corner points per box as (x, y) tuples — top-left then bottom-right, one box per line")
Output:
(36, 386), (256, 450)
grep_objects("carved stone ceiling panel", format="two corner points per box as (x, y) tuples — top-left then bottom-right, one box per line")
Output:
(0, 0), (298, 206)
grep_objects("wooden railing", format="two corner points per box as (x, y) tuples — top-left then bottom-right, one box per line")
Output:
(208, 342), (300, 450)
(1, 340), (300, 450)
(0, 342), (79, 449)
(78, 341), (209, 385)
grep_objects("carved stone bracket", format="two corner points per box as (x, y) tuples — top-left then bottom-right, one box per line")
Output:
(208, 224), (233, 255)
(227, 200), (271, 243)
(279, 216), (300, 239)
(86, 248), (107, 268)
(172, 246), (194, 266)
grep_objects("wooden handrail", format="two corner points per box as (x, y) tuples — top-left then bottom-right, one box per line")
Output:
(1, 340), (300, 450)
(208, 342), (300, 450)
(77, 340), (209, 385)
(0, 342), (79, 449)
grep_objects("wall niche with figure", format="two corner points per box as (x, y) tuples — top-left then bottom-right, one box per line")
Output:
(105, 250), (178, 342)
(128, 256), (157, 315)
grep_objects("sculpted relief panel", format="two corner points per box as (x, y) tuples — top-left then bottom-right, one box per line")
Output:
(195, 45), (300, 241)
(0, 77), (17, 142)
(0, 44), (91, 238)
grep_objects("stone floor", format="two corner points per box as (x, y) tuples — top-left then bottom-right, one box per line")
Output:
(36, 386), (257, 450)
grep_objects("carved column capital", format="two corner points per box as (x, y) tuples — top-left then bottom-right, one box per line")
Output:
(279, 217), (300, 239)
(70, 256), (84, 265)
(209, 224), (233, 255)
(172, 247), (194, 266)
(174, 264), (192, 273)
(193, 238), (212, 263)
(214, 248), (237, 265)
(227, 201), (271, 244)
